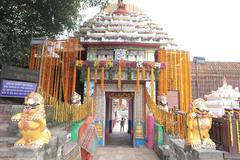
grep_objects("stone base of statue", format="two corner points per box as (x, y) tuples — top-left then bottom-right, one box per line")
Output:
(0, 127), (80, 160)
(154, 137), (224, 160)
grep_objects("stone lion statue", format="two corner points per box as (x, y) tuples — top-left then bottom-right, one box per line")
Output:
(11, 92), (51, 147)
(158, 95), (169, 112)
(186, 98), (215, 149)
(71, 91), (82, 106)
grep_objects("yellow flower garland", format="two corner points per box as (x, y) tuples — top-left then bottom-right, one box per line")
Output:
(151, 67), (154, 98)
(101, 67), (104, 93)
(142, 66), (145, 80)
(86, 67), (90, 99)
(118, 64), (121, 90)
(227, 111), (234, 146)
(94, 68), (98, 83)
(136, 68), (140, 93)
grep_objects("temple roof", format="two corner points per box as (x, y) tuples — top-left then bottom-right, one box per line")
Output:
(79, 1), (177, 48)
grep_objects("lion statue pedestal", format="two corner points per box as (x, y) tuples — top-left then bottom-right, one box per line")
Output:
(11, 92), (51, 148)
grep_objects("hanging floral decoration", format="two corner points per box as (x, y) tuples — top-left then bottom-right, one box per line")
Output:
(106, 59), (113, 69)
(106, 59), (113, 81)
(75, 60), (165, 84)
(76, 60), (84, 68)
(86, 67), (90, 99)
(118, 63), (122, 90)
(136, 61), (142, 93)
(154, 62), (161, 81)
(142, 66), (146, 80)
(151, 67), (154, 98)
(143, 61), (155, 71)
(101, 66), (104, 93)
(94, 60), (99, 83)
(136, 68), (140, 93)
(118, 60), (126, 90)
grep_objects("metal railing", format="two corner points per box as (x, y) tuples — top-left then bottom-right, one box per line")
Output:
(210, 110), (240, 154)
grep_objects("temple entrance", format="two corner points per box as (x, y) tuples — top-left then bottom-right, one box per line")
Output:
(105, 92), (134, 146)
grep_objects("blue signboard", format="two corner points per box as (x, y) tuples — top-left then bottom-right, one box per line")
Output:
(0, 80), (37, 98)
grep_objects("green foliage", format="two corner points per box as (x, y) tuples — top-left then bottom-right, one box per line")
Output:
(0, 0), (109, 67)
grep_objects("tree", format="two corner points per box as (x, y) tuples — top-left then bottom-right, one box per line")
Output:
(0, 0), (109, 67)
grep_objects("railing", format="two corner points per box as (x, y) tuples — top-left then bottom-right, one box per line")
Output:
(210, 110), (240, 154)
(146, 90), (187, 139)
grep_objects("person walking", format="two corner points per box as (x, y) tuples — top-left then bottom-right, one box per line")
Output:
(120, 117), (125, 132)
(78, 116), (98, 160)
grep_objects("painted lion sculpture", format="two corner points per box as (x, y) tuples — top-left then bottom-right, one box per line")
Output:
(11, 92), (51, 147)
(71, 91), (82, 106)
(158, 95), (169, 112)
(186, 98), (215, 149)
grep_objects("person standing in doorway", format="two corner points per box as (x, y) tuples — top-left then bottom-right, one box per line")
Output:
(120, 117), (125, 132)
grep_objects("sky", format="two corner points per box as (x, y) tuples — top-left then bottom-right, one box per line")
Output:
(81, 0), (240, 62)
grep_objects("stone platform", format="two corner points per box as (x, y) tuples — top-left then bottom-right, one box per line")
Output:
(154, 137), (224, 160)
(0, 127), (80, 160)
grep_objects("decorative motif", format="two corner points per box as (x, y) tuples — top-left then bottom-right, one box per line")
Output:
(136, 122), (144, 139)
(95, 121), (103, 138)
(11, 92), (51, 148)
(106, 92), (134, 99)
(75, 60), (165, 70)
(115, 49), (127, 60)
(187, 98), (215, 149)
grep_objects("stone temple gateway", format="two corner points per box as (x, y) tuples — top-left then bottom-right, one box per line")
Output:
(78, 0), (176, 147)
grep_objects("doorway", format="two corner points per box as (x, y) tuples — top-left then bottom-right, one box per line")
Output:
(105, 92), (134, 146)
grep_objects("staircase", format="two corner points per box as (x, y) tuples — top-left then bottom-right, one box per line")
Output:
(0, 104), (12, 137)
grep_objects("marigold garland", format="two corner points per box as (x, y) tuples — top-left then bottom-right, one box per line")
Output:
(118, 64), (122, 90)
(94, 68), (98, 83)
(151, 67), (154, 98)
(101, 66), (104, 93)
(136, 68), (140, 93)
(227, 111), (234, 146)
(86, 67), (90, 99)
(142, 66), (145, 80)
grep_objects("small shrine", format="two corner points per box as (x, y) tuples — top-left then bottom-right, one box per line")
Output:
(205, 77), (240, 117)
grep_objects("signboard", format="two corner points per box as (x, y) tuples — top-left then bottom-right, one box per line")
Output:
(193, 56), (205, 64)
(0, 80), (37, 98)
(1, 65), (39, 82)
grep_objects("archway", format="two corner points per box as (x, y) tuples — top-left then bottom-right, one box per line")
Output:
(105, 92), (134, 146)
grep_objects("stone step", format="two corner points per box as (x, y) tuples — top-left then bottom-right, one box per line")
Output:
(0, 147), (16, 158)
(0, 137), (18, 147)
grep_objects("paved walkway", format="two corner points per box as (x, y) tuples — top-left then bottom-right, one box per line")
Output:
(93, 121), (159, 160)
(93, 146), (159, 160)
